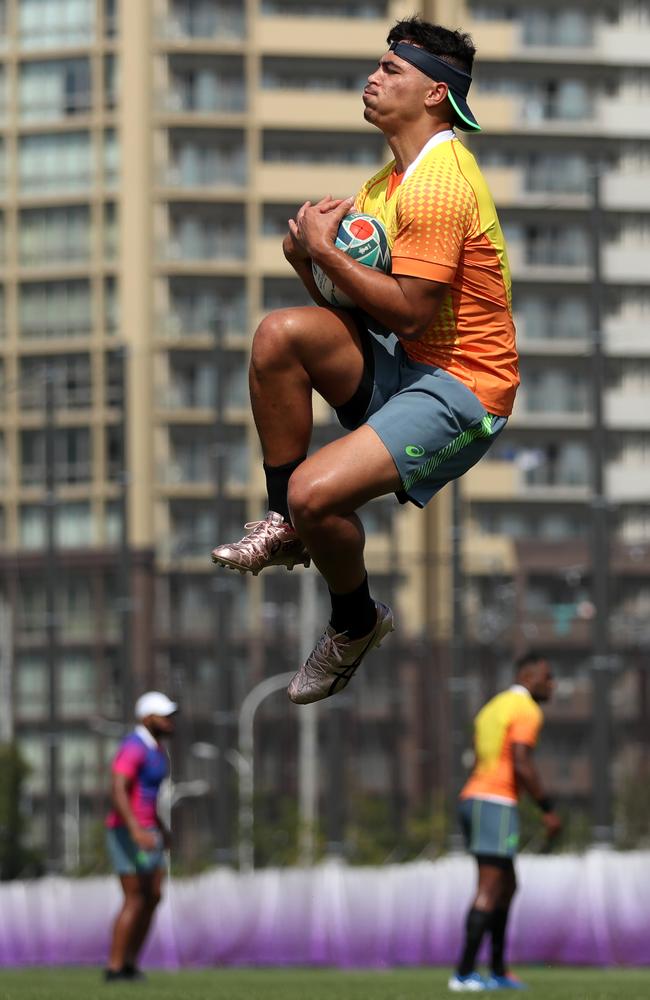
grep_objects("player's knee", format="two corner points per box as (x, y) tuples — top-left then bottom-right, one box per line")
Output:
(288, 470), (329, 531)
(250, 310), (298, 375)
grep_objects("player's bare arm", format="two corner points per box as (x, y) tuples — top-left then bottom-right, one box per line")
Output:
(290, 199), (448, 340)
(282, 196), (351, 306)
(513, 743), (562, 838)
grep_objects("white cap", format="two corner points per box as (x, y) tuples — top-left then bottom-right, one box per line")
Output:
(135, 691), (178, 720)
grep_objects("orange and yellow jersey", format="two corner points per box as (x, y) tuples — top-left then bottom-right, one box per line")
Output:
(355, 131), (519, 417)
(460, 686), (544, 804)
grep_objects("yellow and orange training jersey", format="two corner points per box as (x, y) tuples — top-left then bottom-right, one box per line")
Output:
(460, 687), (544, 804)
(355, 132), (519, 417)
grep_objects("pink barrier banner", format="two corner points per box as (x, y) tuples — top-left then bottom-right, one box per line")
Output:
(0, 852), (649, 968)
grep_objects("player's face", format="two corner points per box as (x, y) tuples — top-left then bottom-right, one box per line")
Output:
(530, 662), (555, 704)
(363, 51), (436, 130)
(148, 713), (176, 737)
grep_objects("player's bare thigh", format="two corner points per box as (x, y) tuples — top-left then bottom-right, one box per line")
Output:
(288, 424), (401, 526)
(250, 305), (366, 409)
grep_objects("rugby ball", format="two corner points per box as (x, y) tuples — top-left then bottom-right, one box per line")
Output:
(312, 212), (390, 308)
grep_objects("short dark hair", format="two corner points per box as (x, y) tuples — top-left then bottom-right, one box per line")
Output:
(387, 16), (476, 74)
(515, 650), (546, 673)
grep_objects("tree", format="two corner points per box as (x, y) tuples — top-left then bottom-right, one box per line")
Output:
(0, 743), (41, 879)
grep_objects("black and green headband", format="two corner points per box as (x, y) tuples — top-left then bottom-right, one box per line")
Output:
(389, 41), (481, 133)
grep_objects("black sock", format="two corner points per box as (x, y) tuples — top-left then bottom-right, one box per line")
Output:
(490, 906), (510, 977)
(264, 456), (306, 523)
(329, 575), (377, 639)
(457, 907), (493, 977)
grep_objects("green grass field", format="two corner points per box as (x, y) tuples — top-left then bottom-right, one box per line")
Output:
(1, 967), (650, 1000)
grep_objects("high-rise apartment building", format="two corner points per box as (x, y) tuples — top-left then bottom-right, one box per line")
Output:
(0, 0), (649, 868)
(461, 0), (650, 831)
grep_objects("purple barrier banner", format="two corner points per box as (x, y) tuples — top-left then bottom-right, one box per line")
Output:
(1, 851), (649, 968)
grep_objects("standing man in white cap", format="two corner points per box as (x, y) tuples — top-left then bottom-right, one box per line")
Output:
(104, 691), (178, 981)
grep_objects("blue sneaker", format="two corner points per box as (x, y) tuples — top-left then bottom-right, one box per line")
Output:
(485, 973), (528, 990)
(448, 972), (489, 992)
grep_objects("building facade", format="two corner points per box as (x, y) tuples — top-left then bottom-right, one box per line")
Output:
(0, 0), (649, 868)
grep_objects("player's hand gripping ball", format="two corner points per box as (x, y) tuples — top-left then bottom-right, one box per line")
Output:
(312, 212), (391, 308)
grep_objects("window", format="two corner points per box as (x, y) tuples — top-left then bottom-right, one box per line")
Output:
(262, 203), (296, 236)
(166, 427), (248, 488)
(515, 294), (591, 341)
(60, 654), (96, 717)
(168, 499), (246, 559)
(104, 54), (117, 109)
(519, 225), (589, 268)
(263, 277), (310, 311)
(164, 1), (245, 40)
(106, 424), (124, 481)
(19, 132), (92, 192)
(519, 362), (589, 414)
(105, 277), (119, 334)
(166, 276), (246, 335)
(167, 55), (245, 113)
(104, 128), (119, 186)
(16, 655), (48, 720)
(167, 203), (246, 261)
(262, 56), (373, 92)
(19, 354), (91, 410)
(19, 59), (91, 121)
(20, 427), (91, 485)
(19, 0), (95, 49)
(19, 206), (91, 265)
(60, 734), (99, 792)
(19, 502), (95, 549)
(19, 280), (92, 339)
(104, 0), (117, 36)
(106, 349), (125, 406)
(522, 8), (593, 47)
(18, 734), (48, 794)
(263, 129), (383, 164)
(168, 129), (246, 187)
(104, 202), (118, 259)
(260, 0), (388, 15)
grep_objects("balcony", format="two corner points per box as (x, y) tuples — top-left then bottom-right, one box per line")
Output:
(603, 242), (650, 284)
(257, 161), (374, 202)
(607, 463), (650, 502)
(257, 90), (366, 130)
(604, 324), (650, 358)
(603, 171), (650, 212)
(605, 388), (650, 430)
(21, 460), (92, 487)
(255, 15), (386, 58)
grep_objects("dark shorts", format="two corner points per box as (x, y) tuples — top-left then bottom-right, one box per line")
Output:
(335, 315), (507, 508)
(106, 826), (165, 875)
(459, 797), (520, 862)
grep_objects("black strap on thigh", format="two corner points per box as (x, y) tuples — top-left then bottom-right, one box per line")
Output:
(334, 312), (375, 428)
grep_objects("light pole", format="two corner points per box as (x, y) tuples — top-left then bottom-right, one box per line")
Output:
(237, 671), (295, 871)
(448, 477), (467, 851)
(589, 168), (613, 845)
(297, 570), (319, 866)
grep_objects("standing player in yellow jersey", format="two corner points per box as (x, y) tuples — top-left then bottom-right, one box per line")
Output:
(449, 653), (562, 992)
(211, 17), (519, 704)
